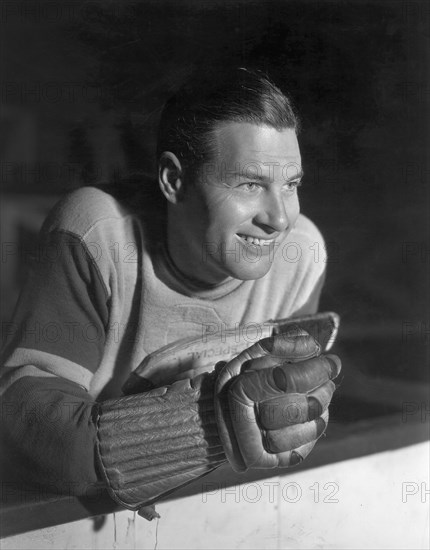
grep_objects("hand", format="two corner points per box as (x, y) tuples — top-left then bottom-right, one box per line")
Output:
(214, 327), (341, 472)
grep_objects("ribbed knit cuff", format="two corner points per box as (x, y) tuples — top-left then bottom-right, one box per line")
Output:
(95, 372), (226, 511)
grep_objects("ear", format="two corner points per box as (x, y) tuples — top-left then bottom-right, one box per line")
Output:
(158, 151), (184, 204)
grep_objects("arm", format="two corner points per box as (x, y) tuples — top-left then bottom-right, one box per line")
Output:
(0, 225), (109, 495)
(1, 331), (341, 519)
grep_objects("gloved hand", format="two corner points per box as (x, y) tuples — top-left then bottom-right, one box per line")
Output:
(96, 327), (341, 517)
(215, 327), (341, 472)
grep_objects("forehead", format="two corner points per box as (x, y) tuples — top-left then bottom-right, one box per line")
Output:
(212, 122), (301, 169)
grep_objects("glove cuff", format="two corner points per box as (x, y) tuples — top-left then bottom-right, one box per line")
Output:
(95, 372), (226, 512)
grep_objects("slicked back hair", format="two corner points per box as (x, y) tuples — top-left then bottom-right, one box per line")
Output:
(156, 67), (300, 180)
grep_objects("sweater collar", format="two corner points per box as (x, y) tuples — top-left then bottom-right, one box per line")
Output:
(154, 241), (245, 300)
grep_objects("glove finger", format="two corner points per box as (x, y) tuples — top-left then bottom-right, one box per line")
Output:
(272, 354), (341, 394)
(259, 394), (309, 428)
(228, 354), (340, 406)
(265, 409), (329, 453)
(242, 337), (319, 372)
(258, 379), (336, 429)
(223, 330), (320, 379)
(307, 379), (336, 417)
(254, 330), (321, 362)
(274, 440), (317, 468)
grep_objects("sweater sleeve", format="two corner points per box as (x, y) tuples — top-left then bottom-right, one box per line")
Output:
(0, 375), (101, 496)
(0, 223), (110, 496)
(1, 228), (110, 392)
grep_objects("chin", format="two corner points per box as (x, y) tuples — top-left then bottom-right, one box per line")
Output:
(226, 260), (273, 281)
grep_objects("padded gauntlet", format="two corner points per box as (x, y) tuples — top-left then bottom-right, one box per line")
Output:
(96, 328), (341, 517)
(96, 372), (225, 515)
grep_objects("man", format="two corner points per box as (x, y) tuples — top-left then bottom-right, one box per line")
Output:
(0, 67), (341, 519)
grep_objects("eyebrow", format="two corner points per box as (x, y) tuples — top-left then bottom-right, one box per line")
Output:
(229, 169), (304, 182)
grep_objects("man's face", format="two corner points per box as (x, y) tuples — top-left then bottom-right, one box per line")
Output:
(170, 121), (302, 284)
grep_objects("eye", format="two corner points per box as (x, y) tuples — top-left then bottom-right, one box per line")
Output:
(240, 182), (260, 192)
(284, 180), (302, 191)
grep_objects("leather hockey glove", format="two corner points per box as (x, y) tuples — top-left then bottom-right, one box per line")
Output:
(95, 327), (341, 517)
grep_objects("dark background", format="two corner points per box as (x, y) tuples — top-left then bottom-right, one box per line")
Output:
(1, 0), (429, 384)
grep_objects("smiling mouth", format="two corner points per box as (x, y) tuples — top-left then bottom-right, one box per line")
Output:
(236, 234), (276, 246)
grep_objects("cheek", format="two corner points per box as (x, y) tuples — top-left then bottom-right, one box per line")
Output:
(206, 191), (252, 234)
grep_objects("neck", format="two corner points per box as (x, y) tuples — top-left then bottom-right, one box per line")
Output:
(166, 213), (230, 287)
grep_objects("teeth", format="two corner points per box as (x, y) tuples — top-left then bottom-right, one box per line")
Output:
(239, 235), (271, 246)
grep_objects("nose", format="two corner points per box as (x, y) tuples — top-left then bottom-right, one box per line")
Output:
(254, 189), (290, 234)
